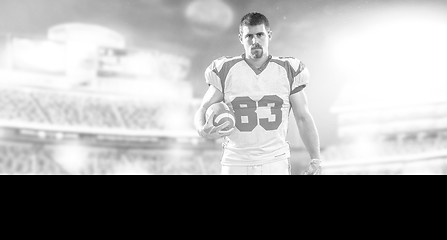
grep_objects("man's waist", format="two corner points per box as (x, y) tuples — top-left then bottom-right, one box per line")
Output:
(221, 144), (291, 167)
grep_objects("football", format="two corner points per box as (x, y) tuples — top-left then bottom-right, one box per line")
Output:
(206, 102), (235, 132)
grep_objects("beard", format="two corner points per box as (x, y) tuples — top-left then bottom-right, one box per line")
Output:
(250, 47), (264, 59)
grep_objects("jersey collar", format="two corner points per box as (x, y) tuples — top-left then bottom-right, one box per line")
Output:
(242, 54), (273, 75)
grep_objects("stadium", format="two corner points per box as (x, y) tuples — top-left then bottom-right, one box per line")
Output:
(1, 0), (447, 175)
(0, 21), (227, 175)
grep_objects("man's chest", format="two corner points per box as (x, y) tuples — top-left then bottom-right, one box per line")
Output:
(225, 65), (290, 98)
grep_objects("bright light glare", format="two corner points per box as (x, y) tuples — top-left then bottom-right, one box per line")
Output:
(12, 38), (66, 73)
(333, 10), (447, 82)
(54, 144), (90, 174)
(332, 7), (447, 106)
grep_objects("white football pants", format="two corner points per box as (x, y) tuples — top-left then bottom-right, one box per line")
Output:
(221, 159), (291, 175)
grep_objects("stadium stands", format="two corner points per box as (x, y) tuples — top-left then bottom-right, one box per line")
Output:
(0, 141), (223, 175)
(323, 132), (447, 162)
(0, 86), (219, 175)
(0, 24), (205, 175)
(0, 88), (47, 124)
(0, 86), (193, 131)
(322, 128), (447, 174)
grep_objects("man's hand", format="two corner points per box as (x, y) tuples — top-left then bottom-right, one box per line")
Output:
(199, 112), (235, 140)
(304, 159), (322, 175)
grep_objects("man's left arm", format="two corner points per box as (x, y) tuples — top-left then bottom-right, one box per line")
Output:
(290, 90), (322, 175)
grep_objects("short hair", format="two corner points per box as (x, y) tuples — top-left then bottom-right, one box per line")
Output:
(240, 12), (271, 33)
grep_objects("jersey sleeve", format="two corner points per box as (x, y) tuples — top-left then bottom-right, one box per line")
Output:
(291, 60), (310, 95)
(204, 60), (223, 93)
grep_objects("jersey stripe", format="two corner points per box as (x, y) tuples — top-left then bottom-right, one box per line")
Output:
(290, 85), (307, 95)
(295, 62), (306, 77)
(212, 57), (244, 93)
(270, 59), (295, 92)
(270, 59), (306, 94)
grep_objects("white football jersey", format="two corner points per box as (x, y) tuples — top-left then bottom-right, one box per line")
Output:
(205, 54), (310, 166)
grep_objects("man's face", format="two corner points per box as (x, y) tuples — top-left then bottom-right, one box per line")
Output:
(239, 24), (272, 59)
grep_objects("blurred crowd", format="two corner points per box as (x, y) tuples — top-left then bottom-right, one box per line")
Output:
(322, 131), (447, 174)
(0, 87), (195, 131)
(0, 86), (216, 175)
(4, 86), (447, 174)
(0, 142), (222, 175)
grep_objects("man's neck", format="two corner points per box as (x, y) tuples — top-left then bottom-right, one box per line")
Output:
(244, 54), (270, 68)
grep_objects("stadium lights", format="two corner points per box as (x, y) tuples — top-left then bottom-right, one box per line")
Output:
(11, 38), (66, 73)
(332, 6), (447, 107)
(330, 5), (447, 145)
(48, 23), (126, 49)
(53, 144), (90, 174)
(185, 0), (234, 36)
(37, 131), (47, 139)
(55, 132), (64, 140)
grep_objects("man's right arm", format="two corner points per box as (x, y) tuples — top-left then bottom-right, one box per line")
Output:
(194, 85), (233, 139)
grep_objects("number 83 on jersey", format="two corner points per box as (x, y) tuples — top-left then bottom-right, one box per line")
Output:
(231, 95), (284, 132)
